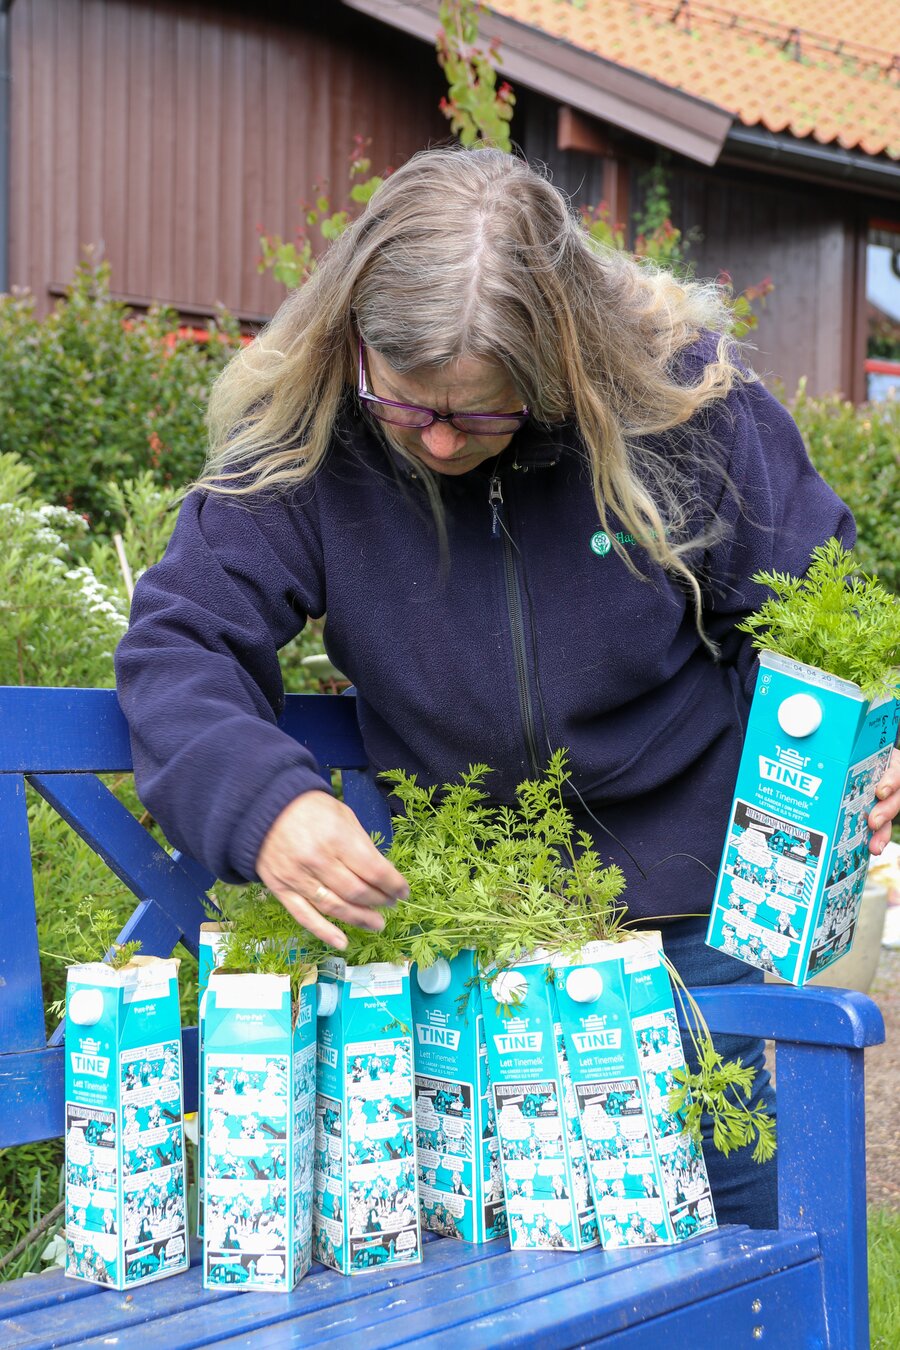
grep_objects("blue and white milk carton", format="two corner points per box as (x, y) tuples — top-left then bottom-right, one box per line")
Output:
(64, 956), (189, 1288)
(200, 967), (317, 1292)
(313, 958), (422, 1274)
(410, 951), (507, 1243)
(197, 922), (230, 1238)
(482, 951), (599, 1252)
(554, 935), (716, 1247)
(707, 651), (900, 984)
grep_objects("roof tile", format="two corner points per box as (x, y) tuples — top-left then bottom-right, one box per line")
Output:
(491, 0), (900, 159)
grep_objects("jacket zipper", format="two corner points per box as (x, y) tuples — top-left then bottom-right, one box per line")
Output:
(489, 474), (542, 776)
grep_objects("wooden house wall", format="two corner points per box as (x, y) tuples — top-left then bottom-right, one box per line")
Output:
(664, 163), (866, 401)
(8, 0), (868, 397)
(518, 89), (865, 400)
(9, 0), (447, 322)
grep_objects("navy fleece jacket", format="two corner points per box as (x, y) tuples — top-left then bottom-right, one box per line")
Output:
(114, 371), (853, 921)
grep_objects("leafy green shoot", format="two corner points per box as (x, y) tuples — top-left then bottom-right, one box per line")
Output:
(737, 538), (900, 700)
(365, 749), (628, 972)
(213, 887), (318, 1002)
(40, 894), (142, 972)
(665, 968), (776, 1164)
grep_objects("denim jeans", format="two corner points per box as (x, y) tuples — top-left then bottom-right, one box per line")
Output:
(654, 915), (778, 1230)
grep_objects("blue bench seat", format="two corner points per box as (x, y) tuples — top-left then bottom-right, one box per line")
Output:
(0, 1224), (828, 1348)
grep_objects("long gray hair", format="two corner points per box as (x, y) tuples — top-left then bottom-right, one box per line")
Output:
(202, 146), (747, 621)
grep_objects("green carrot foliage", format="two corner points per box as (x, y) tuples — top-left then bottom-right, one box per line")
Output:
(214, 752), (774, 1162)
(737, 538), (900, 700)
(212, 891), (317, 1001)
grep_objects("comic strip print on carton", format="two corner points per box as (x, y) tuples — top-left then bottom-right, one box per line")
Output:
(411, 950), (507, 1243)
(707, 651), (900, 984)
(201, 967), (317, 1292)
(313, 958), (422, 1274)
(65, 956), (189, 1289)
(482, 950), (599, 1252)
(553, 935), (716, 1247)
(197, 922), (231, 1239)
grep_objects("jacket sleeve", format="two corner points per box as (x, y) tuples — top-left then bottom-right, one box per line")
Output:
(114, 489), (329, 883)
(696, 374), (856, 695)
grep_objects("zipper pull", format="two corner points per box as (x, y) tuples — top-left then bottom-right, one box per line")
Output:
(489, 475), (504, 539)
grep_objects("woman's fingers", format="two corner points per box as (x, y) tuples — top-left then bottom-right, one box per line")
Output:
(336, 817), (409, 904)
(267, 887), (353, 951)
(869, 747), (900, 856)
(256, 790), (408, 945)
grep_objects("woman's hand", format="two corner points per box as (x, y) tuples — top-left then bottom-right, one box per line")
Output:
(869, 747), (900, 856)
(256, 791), (409, 949)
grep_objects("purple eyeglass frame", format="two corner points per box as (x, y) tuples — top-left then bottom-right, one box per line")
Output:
(357, 338), (529, 434)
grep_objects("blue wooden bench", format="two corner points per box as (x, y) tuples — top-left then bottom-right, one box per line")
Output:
(0, 686), (885, 1347)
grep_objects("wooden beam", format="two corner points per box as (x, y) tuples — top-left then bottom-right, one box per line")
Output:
(841, 215), (869, 404)
(557, 106), (616, 157)
(603, 157), (631, 234)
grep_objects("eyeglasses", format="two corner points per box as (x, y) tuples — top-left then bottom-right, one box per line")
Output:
(357, 339), (529, 436)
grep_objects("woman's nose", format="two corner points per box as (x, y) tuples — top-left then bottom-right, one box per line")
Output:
(420, 419), (468, 458)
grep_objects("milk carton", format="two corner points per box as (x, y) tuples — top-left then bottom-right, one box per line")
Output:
(64, 956), (189, 1288)
(553, 936), (716, 1247)
(410, 951), (507, 1243)
(197, 922), (230, 1238)
(707, 651), (900, 984)
(482, 952), (599, 1252)
(200, 968), (317, 1291)
(312, 958), (422, 1274)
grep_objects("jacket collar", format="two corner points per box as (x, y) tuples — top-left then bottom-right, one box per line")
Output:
(352, 410), (576, 485)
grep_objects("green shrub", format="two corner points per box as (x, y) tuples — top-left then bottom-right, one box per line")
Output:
(0, 460), (327, 1273)
(0, 452), (126, 687)
(790, 385), (900, 595)
(0, 261), (241, 527)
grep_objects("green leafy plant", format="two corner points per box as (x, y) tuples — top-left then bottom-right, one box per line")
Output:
(213, 889), (317, 1003)
(379, 753), (774, 1161)
(41, 896), (144, 1025)
(790, 386), (900, 596)
(667, 997), (776, 1162)
(0, 1143), (64, 1279)
(224, 751), (771, 1164)
(370, 750), (626, 969)
(41, 895), (142, 975)
(737, 537), (900, 699)
(0, 260), (241, 526)
(86, 472), (181, 598)
(257, 137), (385, 290)
(0, 452), (127, 688)
(436, 0), (515, 151)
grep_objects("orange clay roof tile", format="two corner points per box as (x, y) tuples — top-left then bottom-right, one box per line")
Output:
(490, 0), (900, 160)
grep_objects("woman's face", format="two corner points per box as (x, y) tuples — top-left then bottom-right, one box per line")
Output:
(365, 347), (522, 476)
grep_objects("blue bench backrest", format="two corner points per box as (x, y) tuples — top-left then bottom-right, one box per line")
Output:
(0, 686), (391, 1148)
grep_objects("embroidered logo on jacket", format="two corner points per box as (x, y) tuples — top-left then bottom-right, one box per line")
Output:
(590, 530), (638, 556)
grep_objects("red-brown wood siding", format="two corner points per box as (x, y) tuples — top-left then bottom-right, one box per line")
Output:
(660, 161), (866, 399)
(9, 0), (447, 320)
(515, 88), (865, 397)
(8, 0), (874, 397)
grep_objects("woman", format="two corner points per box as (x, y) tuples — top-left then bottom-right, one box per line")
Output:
(115, 147), (900, 1226)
